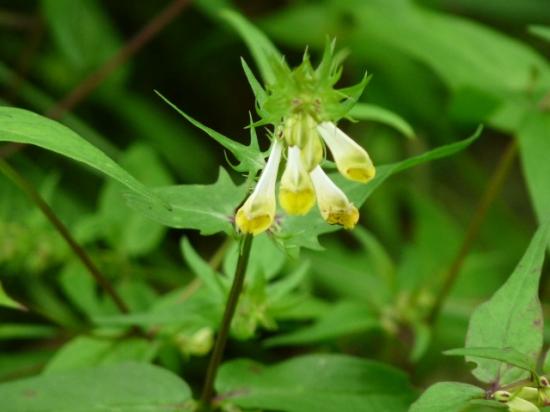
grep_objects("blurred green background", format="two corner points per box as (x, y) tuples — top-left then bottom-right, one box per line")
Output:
(1, 0), (550, 410)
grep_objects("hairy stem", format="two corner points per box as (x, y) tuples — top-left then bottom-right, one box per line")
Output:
(428, 139), (518, 324)
(0, 159), (130, 314)
(200, 234), (253, 410)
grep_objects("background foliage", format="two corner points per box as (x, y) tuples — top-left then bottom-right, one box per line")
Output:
(0, 0), (549, 411)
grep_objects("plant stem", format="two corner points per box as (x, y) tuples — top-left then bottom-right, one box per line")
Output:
(428, 139), (518, 324)
(0, 159), (130, 314)
(200, 234), (253, 410)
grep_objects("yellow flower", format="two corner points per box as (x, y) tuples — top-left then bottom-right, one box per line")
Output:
(279, 146), (316, 215)
(317, 121), (375, 183)
(235, 140), (282, 235)
(310, 166), (359, 229)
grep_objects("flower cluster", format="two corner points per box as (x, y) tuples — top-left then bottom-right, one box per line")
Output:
(235, 44), (375, 236)
(493, 377), (550, 411)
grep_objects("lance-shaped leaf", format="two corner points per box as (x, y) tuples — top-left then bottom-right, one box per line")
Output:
(466, 223), (550, 384)
(529, 25), (550, 43)
(126, 168), (247, 235)
(410, 382), (485, 412)
(0, 107), (160, 204)
(155, 91), (264, 177)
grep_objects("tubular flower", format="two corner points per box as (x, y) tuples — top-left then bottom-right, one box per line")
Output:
(279, 146), (316, 216)
(310, 166), (359, 229)
(317, 121), (375, 183)
(235, 41), (375, 235)
(235, 141), (282, 235)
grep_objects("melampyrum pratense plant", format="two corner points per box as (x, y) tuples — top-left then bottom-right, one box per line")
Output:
(0, 9), (484, 412)
(235, 41), (374, 234)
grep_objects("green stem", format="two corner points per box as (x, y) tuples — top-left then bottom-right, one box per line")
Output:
(0, 159), (130, 314)
(200, 234), (253, 410)
(428, 139), (518, 324)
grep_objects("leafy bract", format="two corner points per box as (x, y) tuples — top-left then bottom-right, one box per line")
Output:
(155, 91), (264, 177)
(0, 362), (193, 412)
(465, 224), (550, 384)
(410, 382), (485, 412)
(444, 347), (536, 374)
(216, 354), (414, 412)
(349, 103), (415, 139)
(0, 107), (159, 204)
(126, 168), (246, 235)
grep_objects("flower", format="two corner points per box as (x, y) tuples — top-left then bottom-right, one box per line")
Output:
(279, 146), (316, 216)
(317, 121), (375, 183)
(310, 165), (359, 229)
(235, 42), (375, 235)
(235, 140), (282, 235)
(235, 116), (372, 235)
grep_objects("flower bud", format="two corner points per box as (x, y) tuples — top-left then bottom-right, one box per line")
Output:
(235, 141), (282, 235)
(310, 166), (359, 229)
(279, 146), (316, 215)
(283, 113), (323, 171)
(317, 121), (375, 183)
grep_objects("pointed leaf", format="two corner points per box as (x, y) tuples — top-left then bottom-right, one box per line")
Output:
(155, 91), (264, 176)
(0, 107), (160, 204)
(466, 223), (550, 384)
(126, 168), (246, 235)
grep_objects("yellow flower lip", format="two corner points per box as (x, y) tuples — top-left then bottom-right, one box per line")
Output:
(310, 166), (360, 230)
(279, 146), (316, 216)
(235, 140), (282, 235)
(317, 121), (375, 183)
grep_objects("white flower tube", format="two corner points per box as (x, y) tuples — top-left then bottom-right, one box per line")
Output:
(310, 166), (359, 229)
(235, 140), (282, 235)
(317, 121), (375, 183)
(279, 146), (315, 215)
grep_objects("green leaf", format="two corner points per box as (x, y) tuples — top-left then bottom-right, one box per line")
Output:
(265, 302), (379, 347)
(410, 382), (485, 412)
(466, 224), (550, 384)
(0, 107), (160, 204)
(444, 347), (536, 374)
(126, 168), (246, 235)
(529, 25), (550, 42)
(220, 9), (282, 85)
(278, 126), (482, 251)
(0, 362), (193, 411)
(518, 111), (550, 226)
(155, 91), (265, 176)
(216, 354), (414, 412)
(44, 336), (157, 373)
(348, 103), (415, 139)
